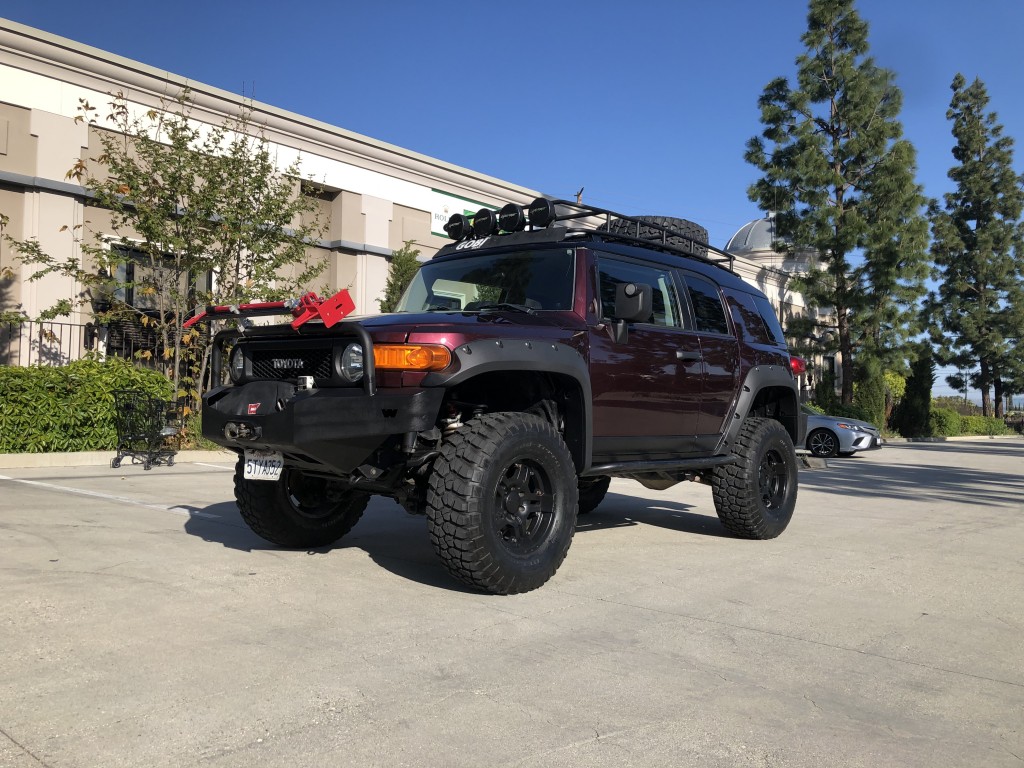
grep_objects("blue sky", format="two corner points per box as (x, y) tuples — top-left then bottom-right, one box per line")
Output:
(3, 0), (1022, 401)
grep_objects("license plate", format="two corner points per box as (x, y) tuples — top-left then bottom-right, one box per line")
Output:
(243, 449), (283, 481)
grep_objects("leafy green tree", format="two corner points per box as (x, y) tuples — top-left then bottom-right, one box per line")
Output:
(882, 369), (906, 428)
(3, 91), (327, 407)
(745, 0), (929, 404)
(378, 240), (421, 313)
(927, 74), (1024, 417)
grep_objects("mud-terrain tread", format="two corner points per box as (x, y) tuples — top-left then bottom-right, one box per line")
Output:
(577, 475), (611, 516)
(233, 459), (369, 548)
(711, 417), (797, 540)
(426, 412), (577, 595)
(598, 215), (709, 257)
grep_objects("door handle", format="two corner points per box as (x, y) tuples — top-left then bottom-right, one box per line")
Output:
(676, 350), (702, 362)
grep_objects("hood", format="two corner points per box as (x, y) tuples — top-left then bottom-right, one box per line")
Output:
(354, 310), (569, 333)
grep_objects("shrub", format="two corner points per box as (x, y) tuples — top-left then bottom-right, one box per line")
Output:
(929, 407), (961, 437)
(853, 357), (886, 429)
(894, 350), (933, 437)
(960, 415), (1010, 436)
(0, 357), (171, 453)
(181, 409), (222, 450)
(830, 403), (875, 423)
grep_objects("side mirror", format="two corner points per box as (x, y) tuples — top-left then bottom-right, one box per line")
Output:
(614, 282), (652, 323)
(611, 282), (652, 343)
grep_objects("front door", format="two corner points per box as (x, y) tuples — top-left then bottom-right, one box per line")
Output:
(589, 254), (703, 462)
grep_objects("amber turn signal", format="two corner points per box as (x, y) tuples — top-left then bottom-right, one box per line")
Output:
(374, 344), (451, 371)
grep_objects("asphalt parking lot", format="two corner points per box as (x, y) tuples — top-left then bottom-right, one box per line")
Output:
(2, 440), (1022, 768)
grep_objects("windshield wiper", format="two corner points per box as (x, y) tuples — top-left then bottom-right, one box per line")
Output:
(468, 302), (537, 315)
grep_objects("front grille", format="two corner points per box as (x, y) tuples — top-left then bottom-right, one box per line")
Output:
(251, 348), (332, 380)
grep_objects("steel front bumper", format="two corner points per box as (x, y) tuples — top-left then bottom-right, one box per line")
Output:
(202, 381), (444, 475)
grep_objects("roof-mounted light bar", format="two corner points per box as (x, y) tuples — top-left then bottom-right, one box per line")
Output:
(443, 197), (559, 242)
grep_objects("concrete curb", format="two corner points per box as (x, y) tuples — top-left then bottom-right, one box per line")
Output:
(883, 435), (1023, 444)
(0, 449), (236, 469)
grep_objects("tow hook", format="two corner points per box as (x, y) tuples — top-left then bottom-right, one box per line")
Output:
(224, 422), (262, 441)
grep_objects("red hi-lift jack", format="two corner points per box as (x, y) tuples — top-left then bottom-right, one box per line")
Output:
(182, 289), (356, 330)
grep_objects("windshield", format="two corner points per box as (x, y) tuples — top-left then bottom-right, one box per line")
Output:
(396, 249), (575, 313)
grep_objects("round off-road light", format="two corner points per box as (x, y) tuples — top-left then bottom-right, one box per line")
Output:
(527, 197), (557, 228)
(229, 346), (244, 382)
(498, 203), (526, 232)
(444, 213), (471, 241)
(472, 208), (498, 237)
(340, 343), (364, 383)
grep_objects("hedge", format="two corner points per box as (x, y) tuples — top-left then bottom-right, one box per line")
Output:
(960, 415), (1010, 436)
(929, 408), (961, 437)
(0, 357), (172, 453)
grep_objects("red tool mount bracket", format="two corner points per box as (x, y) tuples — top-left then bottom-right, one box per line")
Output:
(183, 289), (356, 330)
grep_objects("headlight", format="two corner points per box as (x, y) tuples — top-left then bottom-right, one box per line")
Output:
(340, 343), (364, 383)
(229, 346), (245, 382)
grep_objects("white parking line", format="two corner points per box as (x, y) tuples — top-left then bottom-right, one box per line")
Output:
(193, 462), (235, 471)
(0, 474), (221, 518)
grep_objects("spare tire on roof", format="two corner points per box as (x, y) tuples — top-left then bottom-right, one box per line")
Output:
(597, 215), (709, 258)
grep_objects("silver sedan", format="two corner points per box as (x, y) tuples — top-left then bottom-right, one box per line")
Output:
(803, 406), (882, 458)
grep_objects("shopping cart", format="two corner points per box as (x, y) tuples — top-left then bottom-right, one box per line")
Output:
(110, 390), (182, 470)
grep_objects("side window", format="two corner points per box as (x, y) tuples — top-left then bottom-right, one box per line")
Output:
(752, 295), (788, 346)
(597, 255), (683, 327)
(725, 290), (774, 345)
(682, 273), (730, 335)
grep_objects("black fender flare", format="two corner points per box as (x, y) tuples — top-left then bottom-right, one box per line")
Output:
(423, 339), (593, 471)
(718, 364), (803, 453)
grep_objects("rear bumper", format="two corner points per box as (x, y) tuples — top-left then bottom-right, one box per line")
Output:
(202, 381), (444, 475)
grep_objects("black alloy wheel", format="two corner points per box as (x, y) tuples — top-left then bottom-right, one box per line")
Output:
(493, 459), (555, 556)
(758, 447), (790, 510)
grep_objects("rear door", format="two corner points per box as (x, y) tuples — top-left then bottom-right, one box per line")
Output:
(676, 270), (740, 442)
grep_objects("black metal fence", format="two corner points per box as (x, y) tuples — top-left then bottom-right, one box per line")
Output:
(1, 320), (159, 367)
(2, 321), (91, 367)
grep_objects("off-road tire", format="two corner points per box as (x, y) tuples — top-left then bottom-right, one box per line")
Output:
(577, 475), (611, 516)
(426, 412), (578, 595)
(597, 216), (709, 257)
(234, 459), (369, 548)
(711, 417), (797, 539)
(807, 428), (839, 458)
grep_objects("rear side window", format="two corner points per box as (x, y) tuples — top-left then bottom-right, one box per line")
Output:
(726, 290), (774, 345)
(681, 274), (730, 335)
(752, 295), (788, 346)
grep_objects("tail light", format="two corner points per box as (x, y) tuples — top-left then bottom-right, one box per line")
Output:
(789, 355), (807, 376)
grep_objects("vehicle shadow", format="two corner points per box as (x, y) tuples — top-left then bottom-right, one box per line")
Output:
(181, 498), (478, 592)
(575, 492), (732, 538)
(180, 489), (732, 593)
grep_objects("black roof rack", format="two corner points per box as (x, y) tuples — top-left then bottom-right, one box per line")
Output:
(540, 199), (736, 274)
(438, 197), (737, 275)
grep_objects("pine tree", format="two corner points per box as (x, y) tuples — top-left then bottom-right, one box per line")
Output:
(928, 74), (1024, 417)
(745, 0), (929, 404)
(378, 241), (421, 313)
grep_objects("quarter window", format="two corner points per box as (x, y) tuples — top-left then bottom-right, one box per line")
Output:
(683, 274), (730, 335)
